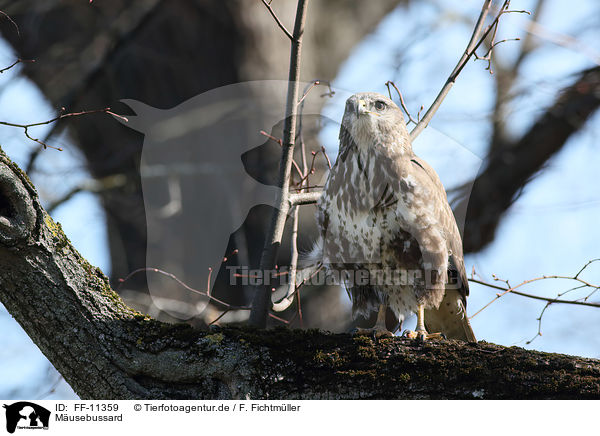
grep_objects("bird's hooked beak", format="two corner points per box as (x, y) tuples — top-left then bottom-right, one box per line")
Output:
(356, 99), (368, 117)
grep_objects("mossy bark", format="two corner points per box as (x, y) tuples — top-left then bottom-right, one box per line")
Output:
(0, 147), (599, 399)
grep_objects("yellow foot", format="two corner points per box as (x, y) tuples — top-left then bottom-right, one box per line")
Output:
(351, 327), (394, 339)
(402, 330), (446, 342)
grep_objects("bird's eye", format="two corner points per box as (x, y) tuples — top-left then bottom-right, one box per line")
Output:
(374, 100), (387, 111)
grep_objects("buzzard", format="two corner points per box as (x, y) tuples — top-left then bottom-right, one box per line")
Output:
(309, 92), (476, 341)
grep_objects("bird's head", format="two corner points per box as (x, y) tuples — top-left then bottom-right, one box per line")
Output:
(340, 92), (410, 154)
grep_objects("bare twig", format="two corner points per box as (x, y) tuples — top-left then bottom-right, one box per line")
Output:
(118, 265), (298, 327)
(260, 0), (294, 40)
(297, 79), (334, 106)
(470, 278), (600, 315)
(249, 0), (310, 327)
(271, 206), (300, 312)
(526, 302), (551, 344)
(513, 0), (545, 68)
(260, 130), (305, 180)
(289, 184), (324, 192)
(118, 267), (251, 311)
(469, 261), (600, 345)
(269, 78), (332, 316)
(0, 58), (35, 74)
(294, 150), (319, 187)
(321, 145), (332, 169)
(469, 261), (600, 321)
(0, 10), (19, 36)
(272, 264), (323, 312)
(409, 0), (529, 141)
(208, 309), (231, 326)
(296, 279), (304, 327)
(475, 37), (521, 73)
(385, 80), (419, 125)
(259, 129), (283, 146)
(574, 258), (600, 279)
(268, 312), (291, 324)
(0, 107), (128, 150)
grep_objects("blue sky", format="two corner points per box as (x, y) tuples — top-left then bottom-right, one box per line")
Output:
(1, 0), (599, 398)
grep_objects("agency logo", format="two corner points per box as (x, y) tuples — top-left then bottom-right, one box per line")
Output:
(3, 402), (50, 433)
(116, 80), (331, 320)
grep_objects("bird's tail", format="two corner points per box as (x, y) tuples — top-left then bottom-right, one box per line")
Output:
(299, 236), (323, 268)
(425, 289), (476, 342)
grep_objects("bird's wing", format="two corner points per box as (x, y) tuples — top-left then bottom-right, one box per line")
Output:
(409, 156), (476, 341)
(409, 155), (469, 299)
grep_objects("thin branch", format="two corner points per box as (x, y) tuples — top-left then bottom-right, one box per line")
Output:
(0, 107), (128, 150)
(296, 281), (303, 327)
(409, 0), (493, 139)
(0, 58), (35, 74)
(272, 206), (300, 312)
(321, 145), (332, 170)
(260, 130), (305, 180)
(289, 184), (324, 192)
(469, 274), (600, 321)
(118, 267), (250, 311)
(208, 309), (231, 326)
(574, 258), (600, 279)
(249, 0), (309, 327)
(0, 10), (19, 36)
(513, 0), (545, 69)
(260, 0), (294, 40)
(269, 78), (328, 315)
(272, 264), (323, 312)
(297, 79), (334, 106)
(409, 0), (529, 141)
(475, 37), (521, 73)
(259, 129), (282, 146)
(294, 150), (318, 187)
(526, 302), (551, 345)
(385, 80), (419, 125)
(119, 266), (297, 327)
(268, 312), (291, 324)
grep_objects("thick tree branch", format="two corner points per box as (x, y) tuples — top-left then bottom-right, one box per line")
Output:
(462, 65), (600, 253)
(1, 147), (599, 399)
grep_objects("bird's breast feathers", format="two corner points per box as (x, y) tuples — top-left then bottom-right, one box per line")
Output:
(318, 149), (444, 265)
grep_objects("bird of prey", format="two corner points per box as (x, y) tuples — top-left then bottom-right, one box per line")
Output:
(309, 92), (476, 341)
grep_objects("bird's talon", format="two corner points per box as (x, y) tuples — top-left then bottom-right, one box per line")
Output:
(401, 329), (416, 339)
(402, 329), (444, 342)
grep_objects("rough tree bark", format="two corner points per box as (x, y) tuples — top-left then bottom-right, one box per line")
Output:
(0, 148), (598, 400)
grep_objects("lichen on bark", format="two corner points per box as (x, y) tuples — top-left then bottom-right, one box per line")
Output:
(0, 146), (599, 399)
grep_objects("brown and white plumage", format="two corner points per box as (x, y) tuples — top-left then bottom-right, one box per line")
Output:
(310, 92), (475, 341)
